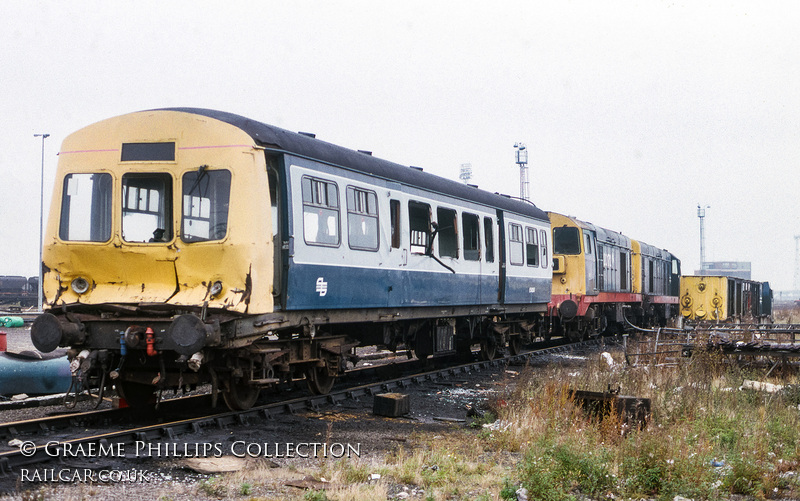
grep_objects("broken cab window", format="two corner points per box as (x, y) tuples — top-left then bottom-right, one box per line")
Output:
(182, 169), (231, 243)
(59, 173), (112, 242)
(123, 173), (173, 243)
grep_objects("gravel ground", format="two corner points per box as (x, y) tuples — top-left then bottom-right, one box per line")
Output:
(0, 324), (570, 500)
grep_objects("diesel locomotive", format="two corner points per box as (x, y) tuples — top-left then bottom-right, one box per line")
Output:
(547, 213), (682, 340)
(30, 108), (554, 409)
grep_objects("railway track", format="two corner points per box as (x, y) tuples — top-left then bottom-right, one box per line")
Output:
(0, 338), (602, 473)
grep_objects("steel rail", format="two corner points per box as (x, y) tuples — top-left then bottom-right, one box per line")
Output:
(0, 338), (600, 472)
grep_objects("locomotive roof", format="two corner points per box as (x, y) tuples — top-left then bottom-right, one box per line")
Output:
(159, 108), (548, 222)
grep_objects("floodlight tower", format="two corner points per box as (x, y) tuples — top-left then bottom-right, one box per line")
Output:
(697, 204), (710, 273)
(459, 163), (472, 184)
(34, 133), (49, 312)
(514, 143), (529, 202)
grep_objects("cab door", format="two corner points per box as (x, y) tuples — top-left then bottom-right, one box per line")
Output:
(583, 230), (598, 295)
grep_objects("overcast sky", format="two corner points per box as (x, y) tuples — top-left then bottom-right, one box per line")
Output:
(2, 1), (799, 291)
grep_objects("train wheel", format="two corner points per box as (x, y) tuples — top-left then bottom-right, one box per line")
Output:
(479, 338), (497, 360)
(508, 335), (522, 356)
(116, 381), (156, 407)
(306, 366), (336, 395)
(222, 376), (260, 410)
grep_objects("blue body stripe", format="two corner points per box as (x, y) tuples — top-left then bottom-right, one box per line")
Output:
(286, 264), (550, 310)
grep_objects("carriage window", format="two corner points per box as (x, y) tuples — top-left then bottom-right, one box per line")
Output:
(301, 176), (340, 247)
(540, 229), (548, 268)
(526, 227), (539, 267)
(483, 217), (494, 263)
(390, 199), (401, 249)
(437, 207), (458, 258)
(59, 173), (112, 242)
(509, 223), (524, 265)
(462, 213), (480, 261)
(409, 201), (431, 254)
(553, 226), (581, 254)
(181, 170), (231, 243)
(123, 173), (173, 243)
(346, 186), (378, 251)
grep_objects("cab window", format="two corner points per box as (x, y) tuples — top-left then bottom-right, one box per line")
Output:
(123, 173), (173, 243)
(182, 169), (231, 243)
(553, 226), (581, 254)
(59, 173), (112, 242)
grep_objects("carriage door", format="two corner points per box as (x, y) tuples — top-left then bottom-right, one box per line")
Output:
(583, 230), (598, 295)
(268, 166), (285, 308)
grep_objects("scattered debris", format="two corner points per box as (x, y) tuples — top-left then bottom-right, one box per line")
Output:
(182, 456), (248, 474)
(740, 379), (784, 393)
(433, 416), (465, 423)
(373, 392), (410, 417)
(569, 386), (651, 431)
(285, 475), (331, 491)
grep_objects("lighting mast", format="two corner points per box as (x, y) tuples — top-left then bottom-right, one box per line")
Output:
(697, 204), (710, 273)
(514, 143), (529, 202)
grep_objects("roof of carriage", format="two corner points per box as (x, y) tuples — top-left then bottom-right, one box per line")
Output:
(160, 108), (549, 222)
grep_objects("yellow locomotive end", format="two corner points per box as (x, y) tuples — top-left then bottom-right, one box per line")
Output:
(42, 110), (274, 315)
(679, 275), (727, 321)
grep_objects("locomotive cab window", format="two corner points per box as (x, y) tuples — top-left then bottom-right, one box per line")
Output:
(553, 226), (581, 255)
(462, 213), (480, 261)
(526, 227), (539, 266)
(122, 173), (173, 243)
(182, 169), (231, 243)
(346, 186), (378, 251)
(301, 176), (340, 247)
(59, 172), (112, 242)
(436, 207), (458, 258)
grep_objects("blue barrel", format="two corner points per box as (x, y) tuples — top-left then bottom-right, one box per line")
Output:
(0, 351), (71, 395)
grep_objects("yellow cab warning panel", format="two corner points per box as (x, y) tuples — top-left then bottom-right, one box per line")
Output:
(679, 275), (727, 321)
(44, 110), (274, 314)
(548, 212), (587, 296)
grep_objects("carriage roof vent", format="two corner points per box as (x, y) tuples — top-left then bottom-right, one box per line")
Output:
(358, 150), (373, 155)
(298, 131), (316, 138)
(410, 166), (423, 171)
(468, 184), (479, 188)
